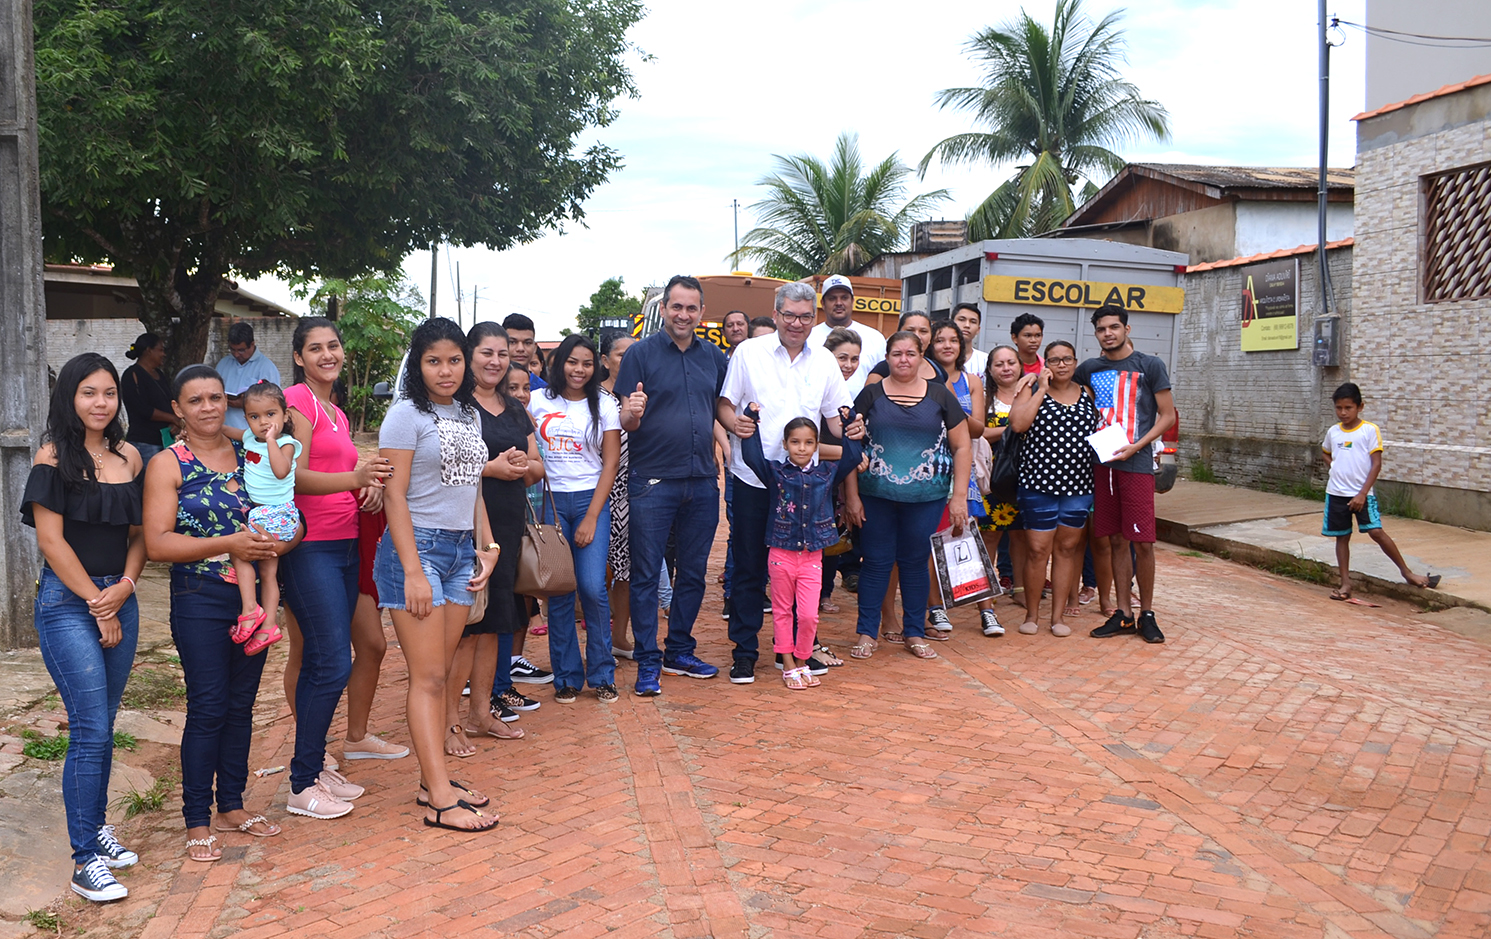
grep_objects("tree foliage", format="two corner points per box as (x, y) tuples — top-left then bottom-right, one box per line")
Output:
(919, 0), (1168, 240)
(299, 275), (423, 433)
(732, 133), (949, 280)
(35, 0), (643, 372)
(576, 276), (641, 339)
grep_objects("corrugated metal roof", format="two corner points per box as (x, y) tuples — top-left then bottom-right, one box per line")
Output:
(1062, 163), (1354, 229)
(1133, 164), (1354, 190)
(1353, 72), (1491, 122)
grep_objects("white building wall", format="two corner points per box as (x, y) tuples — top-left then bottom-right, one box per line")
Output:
(1233, 202), (1354, 258)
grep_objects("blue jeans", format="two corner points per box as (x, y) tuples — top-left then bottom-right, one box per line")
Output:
(34, 568), (139, 863)
(855, 494), (946, 640)
(726, 479), (770, 663)
(628, 476), (718, 671)
(544, 490), (614, 689)
(723, 473), (734, 600)
(658, 565), (674, 611)
(489, 631), (515, 700)
(279, 538), (357, 793)
(170, 571), (267, 829)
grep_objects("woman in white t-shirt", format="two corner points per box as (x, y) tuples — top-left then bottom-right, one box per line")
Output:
(526, 335), (621, 703)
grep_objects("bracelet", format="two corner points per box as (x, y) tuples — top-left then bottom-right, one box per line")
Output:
(484, 542), (500, 552)
(120, 576), (136, 593)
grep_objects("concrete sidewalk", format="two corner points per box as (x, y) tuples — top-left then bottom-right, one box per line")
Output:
(1157, 479), (1491, 613)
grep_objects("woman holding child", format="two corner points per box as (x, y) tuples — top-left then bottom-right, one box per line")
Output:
(143, 365), (302, 860)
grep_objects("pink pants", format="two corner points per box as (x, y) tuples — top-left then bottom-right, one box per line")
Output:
(768, 547), (822, 660)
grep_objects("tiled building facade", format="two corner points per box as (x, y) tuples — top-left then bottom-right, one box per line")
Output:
(1353, 76), (1491, 529)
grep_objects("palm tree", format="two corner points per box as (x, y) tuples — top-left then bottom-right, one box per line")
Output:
(919, 0), (1169, 240)
(732, 133), (949, 280)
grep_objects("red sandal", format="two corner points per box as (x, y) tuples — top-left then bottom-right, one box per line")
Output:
(231, 605), (265, 644)
(243, 623), (282, 655)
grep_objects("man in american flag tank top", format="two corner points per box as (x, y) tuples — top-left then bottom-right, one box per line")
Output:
(1074, 304), (1176, 645)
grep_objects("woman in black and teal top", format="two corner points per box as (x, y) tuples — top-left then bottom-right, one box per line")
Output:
(845, 331), (972, 661)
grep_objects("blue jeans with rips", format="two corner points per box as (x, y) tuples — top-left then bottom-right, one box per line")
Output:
(628, 475), (719, 671)
(544, 490), (614, 689)
(34, 568), (139, 863)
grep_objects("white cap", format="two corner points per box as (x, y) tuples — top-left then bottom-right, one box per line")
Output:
(820, 274), (854, 297)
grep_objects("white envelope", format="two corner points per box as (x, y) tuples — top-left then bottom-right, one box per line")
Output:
(1087, 422), (1131, 463)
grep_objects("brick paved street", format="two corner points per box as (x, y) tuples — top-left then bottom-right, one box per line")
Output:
(49, 527), (1491, 939)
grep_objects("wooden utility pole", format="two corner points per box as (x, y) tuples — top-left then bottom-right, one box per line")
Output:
(0, 0), (51, 648)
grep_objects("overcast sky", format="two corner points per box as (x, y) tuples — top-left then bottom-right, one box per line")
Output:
(243, 0), (1369, 335)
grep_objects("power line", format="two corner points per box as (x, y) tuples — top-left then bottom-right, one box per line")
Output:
(1335, 18), (1491, 48)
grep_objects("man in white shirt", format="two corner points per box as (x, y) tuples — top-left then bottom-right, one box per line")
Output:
(718, 282), (862, 684)
(807, 274), (886, 379)
(952, 302), (987, 380)
(215, 322), (282, 430)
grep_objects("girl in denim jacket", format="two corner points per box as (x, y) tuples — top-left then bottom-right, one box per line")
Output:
(740, 404), (865, 690)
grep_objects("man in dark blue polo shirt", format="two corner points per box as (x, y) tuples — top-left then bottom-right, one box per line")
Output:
(614, 274), (730, 696)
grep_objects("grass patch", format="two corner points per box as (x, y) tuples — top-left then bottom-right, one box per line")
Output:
(1177, 550), (1208, 559)
(1378, 482), (1423, 520)
(1279, 478), (1328, 503)
(1188, 459), (1220, 484)
(25, 908), (60, 932)
(114, 731), (137, 751)
(1262, 556), (1334, 586)
(113, 775), (173, 819)
(120, 665), (186, 711)
(21, 729), (67, 760)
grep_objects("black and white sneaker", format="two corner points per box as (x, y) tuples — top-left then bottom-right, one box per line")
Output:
(774, 654), (829, 676)
(489, 699), (519, 723)
(72, 855), (127, 902)
(510, 657), (554, 684)
(95, 824), (138, 869)
(980, 609), (1005, 637)
(729, 661), (755, 684)
(927, 607), (954, 632)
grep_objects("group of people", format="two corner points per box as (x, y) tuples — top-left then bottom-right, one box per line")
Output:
(26, 276), (1180, 902)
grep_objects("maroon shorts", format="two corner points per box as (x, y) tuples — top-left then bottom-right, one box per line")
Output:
(1092, 466), (1156, 543)
(357, 510), (387, 601)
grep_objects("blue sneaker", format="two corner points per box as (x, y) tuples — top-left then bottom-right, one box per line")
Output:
(634, 664), (662, 696)
(662, 653), (719, 680)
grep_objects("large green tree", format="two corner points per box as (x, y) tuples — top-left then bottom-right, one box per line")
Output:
(36, 0), (642, 371)
(575, 276), (641, 339)
(732, 133), (949, 280)
(919, 0), (1169, 240)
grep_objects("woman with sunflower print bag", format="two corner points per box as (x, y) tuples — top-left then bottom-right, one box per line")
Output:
(978, 346), (1036, 635)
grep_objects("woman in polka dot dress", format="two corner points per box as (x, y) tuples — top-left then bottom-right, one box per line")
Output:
(1008, 341), (1098, 638)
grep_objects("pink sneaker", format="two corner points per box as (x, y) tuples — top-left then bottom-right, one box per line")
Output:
(317, 769), (365, 800)
(285, 781), (352, 819)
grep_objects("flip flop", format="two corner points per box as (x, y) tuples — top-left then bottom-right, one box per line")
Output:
(1329, 589), (1351, 601)
(417, 779), (490, 808)
(243, 623), (282, 655)
(464, 721), (524, 741)
(445, 725), (476, 759)
(423, 799), (498, 832)
(904, 639), (938, 660)
(214, 814), (280, 837)
(1344, 597), (1382, 607)
(231, 605), (265, 643)
(1425, 574), (1442, 589)
(185, 834), (221, 862)
(850, 636), (877, 659)
(813, 644), (844, 667)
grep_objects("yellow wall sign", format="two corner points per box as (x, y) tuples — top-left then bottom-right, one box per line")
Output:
(818, 294), (902, 315)
(983, 275), (1184, 314)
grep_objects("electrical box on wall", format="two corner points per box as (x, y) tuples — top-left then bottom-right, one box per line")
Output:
(1312, 316), (1340, 367)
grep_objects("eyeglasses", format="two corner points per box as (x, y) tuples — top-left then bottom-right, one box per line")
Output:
(1046, 356), (1076, 366)
(777, 312), (814, 324)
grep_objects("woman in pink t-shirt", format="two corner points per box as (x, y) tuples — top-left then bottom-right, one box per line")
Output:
(276, 317), (394, 820)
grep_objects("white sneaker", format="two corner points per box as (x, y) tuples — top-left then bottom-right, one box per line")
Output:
(286, 781), (353, 819)
(343, 734), (410, 760)
(317, 768), (365, 800)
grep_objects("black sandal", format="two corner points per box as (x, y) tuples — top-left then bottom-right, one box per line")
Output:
(422, 798), (498, 832)
(416, 779), (490, 808)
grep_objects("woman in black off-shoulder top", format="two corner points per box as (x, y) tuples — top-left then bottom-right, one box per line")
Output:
(21, 353), (146, 904)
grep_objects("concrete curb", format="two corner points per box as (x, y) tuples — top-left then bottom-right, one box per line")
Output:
(1176, 528), (1489, 614)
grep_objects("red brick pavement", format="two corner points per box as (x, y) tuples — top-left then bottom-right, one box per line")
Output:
(68, 529), (1491, 939)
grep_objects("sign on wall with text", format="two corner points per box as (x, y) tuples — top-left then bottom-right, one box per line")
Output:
(1240, 258), (1298, 351)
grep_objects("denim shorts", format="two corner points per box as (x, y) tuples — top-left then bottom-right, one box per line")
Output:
(372, 527), (476, 610)
(1016, 488), (1094, 532)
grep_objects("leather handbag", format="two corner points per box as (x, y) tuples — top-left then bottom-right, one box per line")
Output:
(466, 500), (493, 625)
(514, 480), (577, 598)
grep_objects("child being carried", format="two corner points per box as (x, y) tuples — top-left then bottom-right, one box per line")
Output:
(230, 381), (304, 654)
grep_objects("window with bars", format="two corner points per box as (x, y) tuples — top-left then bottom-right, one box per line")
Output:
(1422, 163), (1491, 303)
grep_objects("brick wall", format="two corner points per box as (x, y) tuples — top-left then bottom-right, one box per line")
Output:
(1172, 248), (1352, 489)
(1353, 96), (1491, 528)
